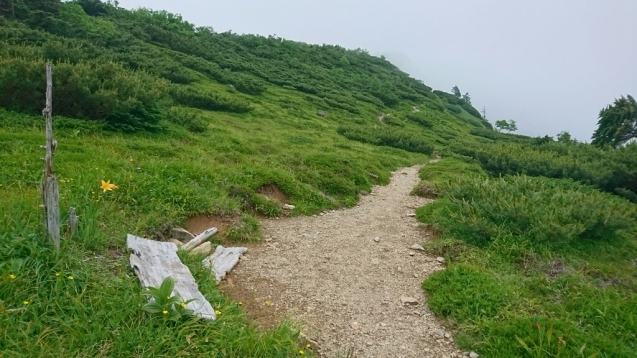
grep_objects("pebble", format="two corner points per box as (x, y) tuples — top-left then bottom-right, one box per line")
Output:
(436, 257), (445, 263)
(400, 295), (418, 305)
(433, 329), (445, 339)
(374, 237), (380, 243)
(410, 244), (425, 251)
(470, 352), (479, 358)
(366, 341), (373, 346)
(350, 322), (361, 330)
(302, 233), (313, 239)
(409, 252), (415, 256)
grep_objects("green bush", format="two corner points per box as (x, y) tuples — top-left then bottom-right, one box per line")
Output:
(446, 104), (462, 114)
(452, 141), (637, 199)
(0, 56), (169, 132)
(169, 85), (253, 113)
(165, 107), (208, 133)
(410, 180), (439, 198)
(337, 125), (434, 155)
(423, 175), (636, 245)
(423, 264), (510, 321)
(405, 112), (433, 128)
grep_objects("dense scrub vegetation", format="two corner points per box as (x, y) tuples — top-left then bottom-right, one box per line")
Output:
(0, 0), (486, 133)
(416, 159), (637, 357)
(449, 140), (637, 201)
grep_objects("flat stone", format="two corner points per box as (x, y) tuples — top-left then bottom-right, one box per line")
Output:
(433, 329), (445, 339)
(410, 244), (425, 251)
(282, 204), (295, 210)
(190, 241), (212, 256)
(436, 257), (446, 263)
(366, 341), (373, 346)
(302, 233), (313, 239)
(470, 352), (479, 358)
(407, 213), (416, 217)
(168, 239), (183, 247)
(172, 227), (195, 241)
(400, 295), (418, 305)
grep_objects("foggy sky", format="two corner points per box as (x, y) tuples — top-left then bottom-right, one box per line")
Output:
(117, 0), (637, 141)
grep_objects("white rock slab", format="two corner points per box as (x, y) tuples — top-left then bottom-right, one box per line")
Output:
(202, 246), (248, 283)
(127, 234), (216, 320)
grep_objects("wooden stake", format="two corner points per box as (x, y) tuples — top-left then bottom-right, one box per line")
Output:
(68, 207), (78, 238)
(41, 62), (60, 250)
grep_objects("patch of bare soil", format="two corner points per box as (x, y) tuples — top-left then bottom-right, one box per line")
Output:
(221, 165), (462, 358)
(256, 183), (289, 204)
(186, 215), (234, 236)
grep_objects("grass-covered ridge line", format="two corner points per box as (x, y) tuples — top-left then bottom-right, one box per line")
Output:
(415, 158), (637, 357)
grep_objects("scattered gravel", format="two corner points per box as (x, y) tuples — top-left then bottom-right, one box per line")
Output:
(223, 165), (462, 357)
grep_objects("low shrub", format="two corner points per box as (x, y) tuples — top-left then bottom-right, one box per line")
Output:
(165, 107), (208, 133)
(337, 125), (434, 155)
(423, 264), (510, 321)
(422, 175), (636, 245)
(169, 85), (252, 113)
(410, 180), (439, 198)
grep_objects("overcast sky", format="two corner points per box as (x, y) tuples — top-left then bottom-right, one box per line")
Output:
(117, 0), (637, 141)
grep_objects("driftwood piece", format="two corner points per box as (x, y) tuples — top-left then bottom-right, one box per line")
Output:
(182, 227), (218, 251)
(41, 62), (60, 250)
(127, 234), (216, 320)
(202, 246), (248, 283)
(68, 207), (78, 238)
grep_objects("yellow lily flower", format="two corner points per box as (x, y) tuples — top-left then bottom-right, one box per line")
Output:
(100, 180), (118, 192)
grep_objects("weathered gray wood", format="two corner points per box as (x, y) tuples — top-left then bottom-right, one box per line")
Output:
(41, 62), (60, 250)
(182, 227), (218, 251)
(202, 245), (248, 283)
(127, 234), (216, 320)
(68, 207), (78, 238)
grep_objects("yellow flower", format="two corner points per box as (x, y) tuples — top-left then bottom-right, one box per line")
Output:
(55, 272), (60, 277)
(215, 310), (221, 316)
(299, 350), (304, 355)
(162, 310), (168, 315)
(306, 344), (311, 349)
(264, 300), (271, 306)
(67, 275), (74, 280)
(129, 158), (134, 162)
(9, 274), (16, 280)
(100, 180), (118, 192)
(23, 301), (29, 305)
(238, 301), (243, 306)
(181, 302), (187, 308)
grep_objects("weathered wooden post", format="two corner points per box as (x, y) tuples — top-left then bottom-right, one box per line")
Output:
(41, 62), (60, 251)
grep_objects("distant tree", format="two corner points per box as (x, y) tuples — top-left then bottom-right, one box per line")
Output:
(339, 55), (350, 66)
(557, 131), (573, 143)
(495, 119), (517, 133)
(451, 86), (461, 98)
(592, 95), (637, 148)
(462, 92), (471, 104)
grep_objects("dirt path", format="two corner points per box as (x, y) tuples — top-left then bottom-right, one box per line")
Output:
(220, 165), (461, 358)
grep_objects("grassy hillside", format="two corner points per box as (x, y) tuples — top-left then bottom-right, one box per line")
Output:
(1, 1), (636, 358)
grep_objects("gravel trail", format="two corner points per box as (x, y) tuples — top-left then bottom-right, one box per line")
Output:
(220, 165), (462, 358)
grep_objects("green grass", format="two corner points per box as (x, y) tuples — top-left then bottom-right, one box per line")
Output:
(0, 71), (454, 355)
(417, 158), (637, 358)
